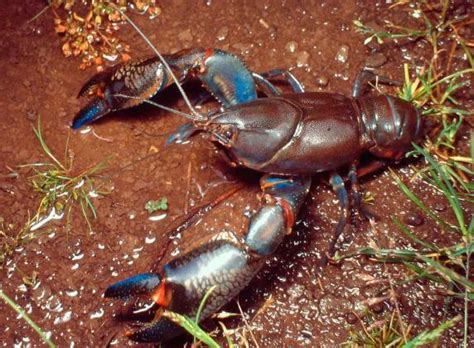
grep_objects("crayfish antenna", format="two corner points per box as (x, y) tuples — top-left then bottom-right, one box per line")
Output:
(110, 4), (206, 122)
(112, 94), (200, 122)
(104, 273), (161, 299)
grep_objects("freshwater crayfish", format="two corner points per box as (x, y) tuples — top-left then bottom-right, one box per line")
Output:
(73, 47), (422, 343)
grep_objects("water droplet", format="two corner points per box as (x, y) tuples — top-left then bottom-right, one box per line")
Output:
(145, 234), (156, 244)
(404, 212), (424, 227)
(71, 250), (84, 261)
(128, 210), (137, 220)
(54, 311), (72, 324)
(335, 44), (349, 63)
(66, 290), (78, 297)
(148, 213), (167, 221)
(315, 75), (328, 87)
(90, 308), (104, 319)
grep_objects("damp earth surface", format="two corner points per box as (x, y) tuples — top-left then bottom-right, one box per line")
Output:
(0, 1), (471, 346)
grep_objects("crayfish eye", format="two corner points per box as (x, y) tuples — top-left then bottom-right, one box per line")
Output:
(224, 130), (233, 140)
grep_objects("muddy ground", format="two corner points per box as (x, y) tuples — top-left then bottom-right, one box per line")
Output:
(0, 1), (471, 347)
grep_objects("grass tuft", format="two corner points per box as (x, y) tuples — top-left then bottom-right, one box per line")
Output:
(336, 146), (472, 345)
(1, 117), (108, 267)
(23, 117), (109, 233)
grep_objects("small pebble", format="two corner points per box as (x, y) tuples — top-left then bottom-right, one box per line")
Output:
(300, 330), (314, 339)
(404, 212), (424, 227)
(268, 25), (277, 40)
(315, 75), (329, 87)
(365, 52), (387, 68)
(32, 26), (43, 35)
(296, 50), (310, 68)
(285, 41), (298, 53)
(216, 27), (228, 41)
(335, 44), (349, 63)
(26, 110), (37, 122)
(232, 42), (251, 54)
(345, 312), (358, 324)
(178, 29), (193, 42)
(433, 202), (447, 212)
(371, 302), (384, 313)
(366, 39), (382, 51)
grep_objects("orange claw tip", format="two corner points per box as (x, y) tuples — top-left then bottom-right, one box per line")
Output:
(151, 281), (171, 307)
(124, 328), (134, 337)
(277, 198), (295, 234)
(204, 48), (215, 60)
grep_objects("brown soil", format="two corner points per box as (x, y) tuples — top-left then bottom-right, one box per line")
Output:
(0, 1), (470, 346)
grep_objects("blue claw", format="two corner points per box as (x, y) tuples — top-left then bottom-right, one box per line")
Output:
(166, 122), (199, 145)
(199, 49), (257, 107)
(104, 273), (161, 299)
(127, 318), (183, 343)
(71, 98), (111, 129)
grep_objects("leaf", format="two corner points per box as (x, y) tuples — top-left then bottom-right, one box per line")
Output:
(145, 197), (168, 213)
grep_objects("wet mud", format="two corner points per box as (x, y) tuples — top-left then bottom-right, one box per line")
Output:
(0, 1), (471, 346)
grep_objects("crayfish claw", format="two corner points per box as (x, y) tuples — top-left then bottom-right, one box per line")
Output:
(166, 122), (199, 145)
(126, 317), (182, 343)
(71, 98), (111, 129)
(104, 273), (161, 299)
(77, 70), (112, 98)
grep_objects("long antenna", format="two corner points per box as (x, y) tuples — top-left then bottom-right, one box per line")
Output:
(113, 94), (198, 121)
(108, 3), (206, 122)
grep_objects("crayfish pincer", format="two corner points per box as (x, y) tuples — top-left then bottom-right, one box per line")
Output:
(72, 48), (421, 342)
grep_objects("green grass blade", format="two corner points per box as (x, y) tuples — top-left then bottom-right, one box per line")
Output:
(393, 217), (439, 251)
(195, 285), (217, 323)
(391, 170), (457, 232)
(0, 290), (57, 348)
(33, 117), (65, 171)
(83, 194), (98, 219)
(418, 255), (474, 291)
(218, 322), (236, 348)
(335, 247), (422, 262)
(402, 315), (461, 348)
(403, 262), (444, 284)
(162, 311), (220, 348)
(414, 145), (467, 236)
